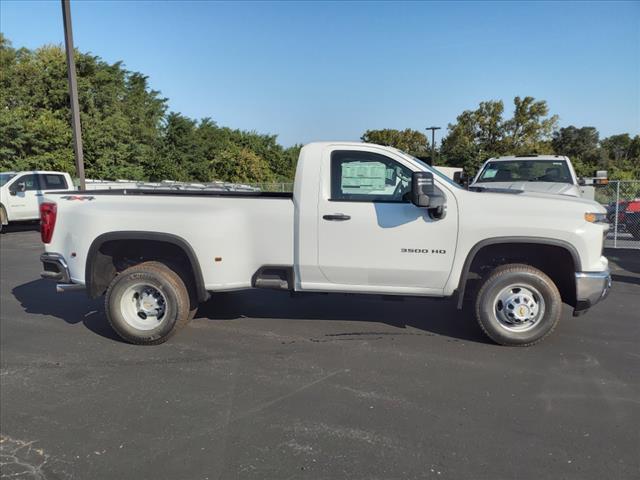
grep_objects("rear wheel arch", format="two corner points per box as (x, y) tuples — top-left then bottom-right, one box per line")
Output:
(85, 231), (209, 303)
(456, 237), (580, 309)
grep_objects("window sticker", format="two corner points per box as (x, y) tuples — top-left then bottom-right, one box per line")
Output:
(483, 168), (498, 179)
(341, 161), (387, 194)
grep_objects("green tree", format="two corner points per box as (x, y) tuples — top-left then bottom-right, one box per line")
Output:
(600, 134), (640, 180)
(440, 96), (558, 174)
(439, 100), (506, 173)
(551, 126), (600, 176)
(361, 129), (430, 157)
(212, 145), (274, 183)
(503, 96), (558, 153)
(0, 35), (167, 180)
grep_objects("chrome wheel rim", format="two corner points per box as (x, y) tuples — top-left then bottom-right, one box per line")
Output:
(120, 283), (167, 331)
(493, 284), (545, 332)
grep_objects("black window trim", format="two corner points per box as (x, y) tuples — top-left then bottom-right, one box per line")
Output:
(329, 150), (412, 204)
(328, 197), (410, 204)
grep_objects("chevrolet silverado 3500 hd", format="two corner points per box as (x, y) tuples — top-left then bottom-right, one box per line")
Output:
(39, 142), (611, 346)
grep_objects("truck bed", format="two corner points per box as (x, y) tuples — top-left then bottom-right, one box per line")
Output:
(43, 190), (295, 291)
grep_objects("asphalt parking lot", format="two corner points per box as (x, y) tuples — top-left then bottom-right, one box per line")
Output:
(1, 226), (639, 480)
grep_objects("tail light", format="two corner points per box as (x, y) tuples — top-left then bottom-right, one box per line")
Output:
(40, 202), (57, 243)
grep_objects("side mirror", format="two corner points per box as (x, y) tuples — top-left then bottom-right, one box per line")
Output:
(453, 171), (469, 186)
(410, 171), (447, 219)
(593, 170), (609, 185)
(410, 171), (435, 208)
(10, 182), (26, 195)
(578, 178), (586, 186)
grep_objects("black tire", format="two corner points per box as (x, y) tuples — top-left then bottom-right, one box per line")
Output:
(628, 222), (640, 241)
(105, 261), (194, 345)
(0, 205), (6, 233)
(475, 263), (562, 346)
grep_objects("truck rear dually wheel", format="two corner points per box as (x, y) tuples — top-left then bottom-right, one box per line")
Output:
(475, 264), (562, 346)
(105, 261), (194, 345)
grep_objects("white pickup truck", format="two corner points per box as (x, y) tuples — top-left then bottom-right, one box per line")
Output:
(39, 142), (611, 346)
(1, 171), (74, 231)
(470, 155), (595, 198)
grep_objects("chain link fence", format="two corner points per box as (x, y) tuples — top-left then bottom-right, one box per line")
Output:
(596, 180), (640, 249)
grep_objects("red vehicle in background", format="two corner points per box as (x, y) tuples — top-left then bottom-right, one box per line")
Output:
(607, 199), (640, 240)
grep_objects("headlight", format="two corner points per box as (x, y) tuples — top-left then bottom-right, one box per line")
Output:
(585, 212), (608, 224)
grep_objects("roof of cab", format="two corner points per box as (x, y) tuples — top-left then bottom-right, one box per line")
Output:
(487, 155), (569, 162)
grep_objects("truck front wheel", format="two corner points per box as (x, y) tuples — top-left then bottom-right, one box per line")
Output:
(105, 261), (194, 345)
(475, 264), (562, 346)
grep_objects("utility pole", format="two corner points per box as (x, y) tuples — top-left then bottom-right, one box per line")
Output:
(61, 0), (86, 190)
(426, 126), (441, 166)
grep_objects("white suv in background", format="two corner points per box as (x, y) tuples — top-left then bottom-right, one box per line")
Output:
(0, 171), (74, 231)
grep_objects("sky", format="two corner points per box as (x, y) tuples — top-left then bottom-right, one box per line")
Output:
(1, 0), (638, 146)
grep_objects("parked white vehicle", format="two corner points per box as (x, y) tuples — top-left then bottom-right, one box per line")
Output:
(39, 142), (611, 346)
(434, 166), (463, 181)
(1, 171), (74, 230)
(470, 155), (595, 198)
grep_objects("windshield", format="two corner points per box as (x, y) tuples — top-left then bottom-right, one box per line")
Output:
(476, 160), (572, 184)
(407, 155), (462, 189)
(0, 173), (17, 187)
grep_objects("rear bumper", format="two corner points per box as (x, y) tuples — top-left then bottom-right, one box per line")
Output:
(573, 269), (611, 316)
(40, 253), (70, 283)
(40, 253), (85, 292)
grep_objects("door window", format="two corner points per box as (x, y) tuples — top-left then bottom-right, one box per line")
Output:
(11, 174), (40, 192)
(40, 174), (68, 190)
(331, 150), (412, 202)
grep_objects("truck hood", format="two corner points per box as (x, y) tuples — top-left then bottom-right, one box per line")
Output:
(465, 185), (605, 212)
(471, 181), (580, 197)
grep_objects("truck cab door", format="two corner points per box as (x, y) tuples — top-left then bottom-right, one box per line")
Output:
(316, 148), (458, 294)
(7, 174), (42, 220)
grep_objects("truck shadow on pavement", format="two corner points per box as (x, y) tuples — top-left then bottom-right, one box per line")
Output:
(12, 279), (491, 344)
(12, 279), (122, 342)
(197, 289), (491, 344)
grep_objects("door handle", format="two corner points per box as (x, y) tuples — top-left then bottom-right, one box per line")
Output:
(323, 213), (351, 221)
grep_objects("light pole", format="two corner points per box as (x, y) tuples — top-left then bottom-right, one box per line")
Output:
(61, 0), (86, 190)
(425, 126), (441, 165)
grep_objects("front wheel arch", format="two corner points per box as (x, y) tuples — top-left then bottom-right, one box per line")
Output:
(456, 237), (579, 309)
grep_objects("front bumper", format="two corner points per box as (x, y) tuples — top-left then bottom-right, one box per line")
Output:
(574, 269), (611, 316)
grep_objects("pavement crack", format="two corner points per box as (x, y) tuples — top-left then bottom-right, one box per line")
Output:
(0, 434), (72, 480)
